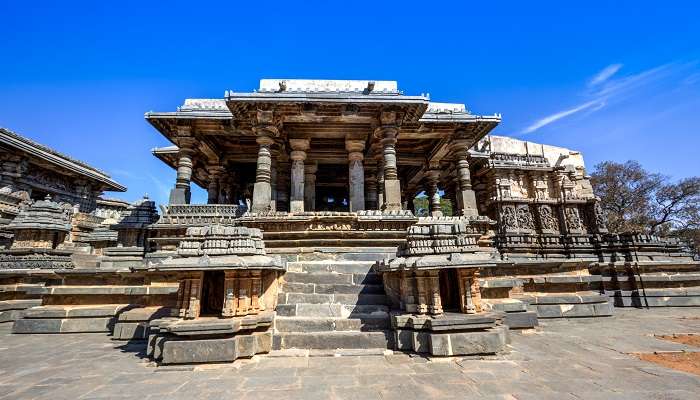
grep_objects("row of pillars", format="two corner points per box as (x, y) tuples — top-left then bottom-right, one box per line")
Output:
(168, 123), (479, 217)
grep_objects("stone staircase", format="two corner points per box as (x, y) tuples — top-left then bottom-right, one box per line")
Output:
(273, 251), (394, 351)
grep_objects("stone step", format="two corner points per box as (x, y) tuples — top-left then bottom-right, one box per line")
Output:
(275, 315), (390, 332)
(287, 261), (377, 274)
(283, 272), (352, 285)
(283, 271), (382, 285)
(276, 303), (389, 318)
(278, 293), (388, 306)
(281, 282), (385, 295)
(274, 330), (393, 350)
(271, 248), (397, 263)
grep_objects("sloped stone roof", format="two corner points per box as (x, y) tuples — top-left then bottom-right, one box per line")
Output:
(0, 127), (126, 192)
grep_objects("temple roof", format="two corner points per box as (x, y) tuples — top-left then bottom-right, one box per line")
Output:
(487, 135), (585, 169)
(145, 79), (502, 191)
(0, 127), (126, 192)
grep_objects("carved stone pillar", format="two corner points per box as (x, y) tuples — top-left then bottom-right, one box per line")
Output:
(276, 161), (290, 212)
(177, 273), (203, 319)
(426, 270), (442, 314)
(269, 147), (279, 212)
(376, 157), (385, 210)
(289, 139), (310, 213)
(346, 139), (366, 212)
(365, 171), (378, 211)
(425, 169), (442, 217)
(458, 269), (481, 314)
(206, 165), (224, 204)
(376, 112), (401, 210)
(251, 111), (279, 213)
(168, 136), (196, 205)
(449, 137), (478, 217)
(304, 162), (317, 212)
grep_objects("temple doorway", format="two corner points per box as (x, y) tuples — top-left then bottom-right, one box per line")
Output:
(201, 271), (225, 316)
(315, 163), (349, 212)
(439, 269), (461, 311)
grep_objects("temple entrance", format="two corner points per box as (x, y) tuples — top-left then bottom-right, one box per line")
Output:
(439, 269), (461, 312)
(315, 163), (349, 212)
(316, 187), (349, 211)
(201, 271), (225, 316)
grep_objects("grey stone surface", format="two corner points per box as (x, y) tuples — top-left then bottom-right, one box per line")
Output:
(275, 331), (393, 350)
(503, 311), (539, 329)
(1, 308), (700, 399)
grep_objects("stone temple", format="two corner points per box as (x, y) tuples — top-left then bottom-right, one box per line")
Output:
(2, 79), (699, 363)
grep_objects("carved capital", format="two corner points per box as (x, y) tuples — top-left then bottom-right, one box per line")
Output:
(289, 138), (310, 152)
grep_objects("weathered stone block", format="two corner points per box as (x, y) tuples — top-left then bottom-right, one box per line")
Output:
(162, 337), (236, 364)
(61, 317), (113, 333)
(113, 321), (148, 340)
(430, 326), (508, 356)
(503, 311), (538, 329)
(13, 318), (63, 333)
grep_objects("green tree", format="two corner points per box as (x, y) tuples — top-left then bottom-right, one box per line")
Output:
(591, 160), (700, 251)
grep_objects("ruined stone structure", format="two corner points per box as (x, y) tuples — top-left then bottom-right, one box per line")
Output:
(3, 79), (699, 363)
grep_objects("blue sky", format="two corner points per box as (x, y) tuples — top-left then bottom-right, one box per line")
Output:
(1, 1), (698, 206)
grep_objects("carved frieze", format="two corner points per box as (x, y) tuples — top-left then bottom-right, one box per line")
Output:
(516, 204), (535, 231)
(500, 204), (518, 232)
(536, 204), (559, 233)
(563, 206), (584, 233)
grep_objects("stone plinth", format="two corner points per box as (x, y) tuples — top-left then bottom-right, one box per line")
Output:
(146, 312), (274, 364)
(392, 312), (508, 356)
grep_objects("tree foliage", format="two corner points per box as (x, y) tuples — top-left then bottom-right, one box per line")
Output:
(591, 160), (700, 249)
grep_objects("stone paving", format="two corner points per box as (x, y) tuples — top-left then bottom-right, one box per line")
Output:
(1, 308), (700, 399)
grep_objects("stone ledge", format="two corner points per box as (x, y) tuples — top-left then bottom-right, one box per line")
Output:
(156, 311), (274, 336)
(610, 295), (700, 308)
(0, 299), (42, 312)
(13, 316), (114, 333)
(601, 273), (700, 283)
(532, 302), (613, 318)
(395, 325), (508, 356)
(159, 331), (272, 364)
(520, 292), (609, 305)
(25, 285), (180, 296)
(20, 304), (130, 319)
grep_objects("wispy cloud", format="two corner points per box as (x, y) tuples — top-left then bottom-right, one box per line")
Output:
(591, 63), (673, 98)
(521, 99), (605, 134)
(146, 173), (170, 206)
(520, 61), (696, 134)
(588, 63), (623, 87)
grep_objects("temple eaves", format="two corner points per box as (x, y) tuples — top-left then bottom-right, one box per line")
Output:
(0, 127), (126, 192)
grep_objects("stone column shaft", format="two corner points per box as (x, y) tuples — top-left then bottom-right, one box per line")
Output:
(377, 125), (401, 211)
(169, 144), (195, 204)
(425, 170), (443, 217)
(289, 139), (310, 213)
(376, 159), (385, 210)
(365, 171), (378, 211)
(346, 140), (365, 212)
(206, 166), (224, 204)
(304, 162), (317, 212)
(251, 124), (278, 213)
(450, 138), (478, 217)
